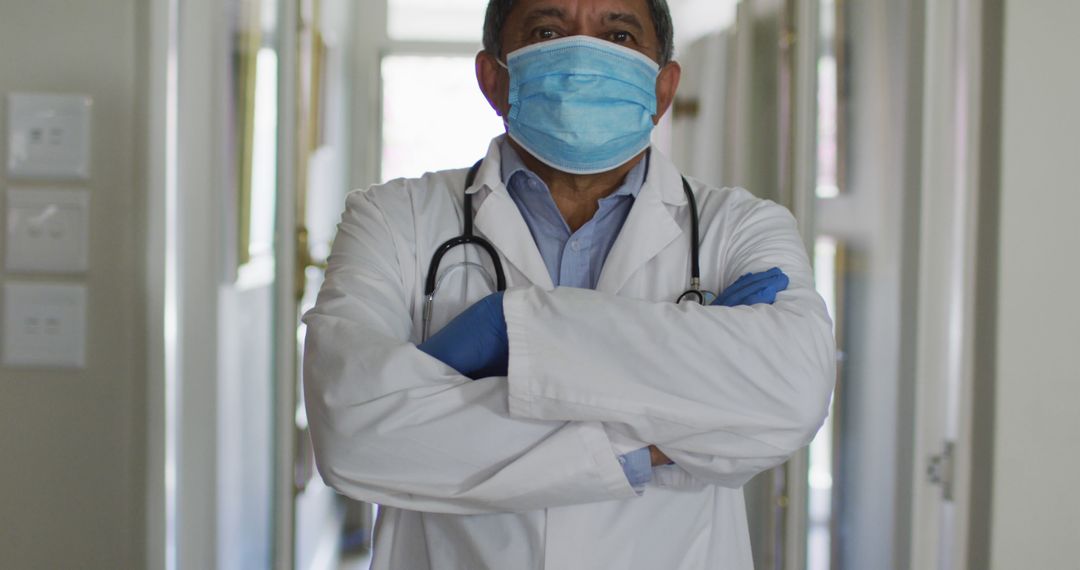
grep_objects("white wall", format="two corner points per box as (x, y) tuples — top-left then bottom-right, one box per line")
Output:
(990, 2), (1080, 568)
(0, 1), (144, 568)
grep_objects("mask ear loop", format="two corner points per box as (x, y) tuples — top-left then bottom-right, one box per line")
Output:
(494, 57), (511, 125)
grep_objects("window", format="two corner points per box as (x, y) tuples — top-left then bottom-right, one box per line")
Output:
(381, 56), (504, 182)
(380, 0), (503, 182)
(816, 0), (845, 199)
(807, 2), (849, 566)
(388, 0), (489, 41)
(809, 235), (842, 570)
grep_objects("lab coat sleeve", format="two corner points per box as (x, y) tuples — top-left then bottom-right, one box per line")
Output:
(504, 199), (836, 488)
(303, 189), (637, 515)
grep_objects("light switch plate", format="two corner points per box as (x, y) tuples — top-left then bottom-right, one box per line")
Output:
(3, 282), (87, 368)
(7, 93), (92, 180)
(6, 187), (89, 273)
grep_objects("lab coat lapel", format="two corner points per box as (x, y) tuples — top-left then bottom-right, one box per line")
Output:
(470, 138), (555, 290)
(596, 150), (688, 295)
(473, 191), (555, 290)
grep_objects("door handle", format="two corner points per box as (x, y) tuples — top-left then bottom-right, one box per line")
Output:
(294, 225), (328, 304)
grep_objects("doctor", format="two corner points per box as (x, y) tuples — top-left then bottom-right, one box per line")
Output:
(303, 0), (835, 568)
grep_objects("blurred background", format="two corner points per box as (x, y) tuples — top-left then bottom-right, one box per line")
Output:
(0, 0), (1076, 569)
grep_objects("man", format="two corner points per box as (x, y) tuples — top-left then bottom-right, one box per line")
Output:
(303, 1), (835, 568)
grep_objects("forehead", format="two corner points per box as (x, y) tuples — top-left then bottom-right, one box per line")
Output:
(505, 0), (654, 26)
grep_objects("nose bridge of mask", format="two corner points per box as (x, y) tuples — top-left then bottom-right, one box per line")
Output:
(506, 35), (660, 71)
(505, 37), (660, 119)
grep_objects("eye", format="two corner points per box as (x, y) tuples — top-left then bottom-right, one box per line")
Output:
(532, 28), (562, 41)
(608, 30), (633, 43)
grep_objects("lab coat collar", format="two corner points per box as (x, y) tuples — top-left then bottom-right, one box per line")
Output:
(470, 136), (556, 289)
(595, 148), (685, 294)
(466, 136), (509, 195)
(467, 135), (684, 203)
(644, 146), (691, 207)
(469, 135), (688, 294)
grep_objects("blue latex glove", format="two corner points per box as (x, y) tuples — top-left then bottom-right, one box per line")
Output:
(713, 267), (789, 307)
(418, 292), (509, 379)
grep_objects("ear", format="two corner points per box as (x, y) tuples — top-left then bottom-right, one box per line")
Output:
(476, 51), (510, 118)
(653, 61), (682, 125)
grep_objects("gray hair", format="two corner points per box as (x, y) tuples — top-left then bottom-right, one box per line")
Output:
(482, 0), (675, 66)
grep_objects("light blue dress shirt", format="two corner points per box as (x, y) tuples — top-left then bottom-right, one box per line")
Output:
(499, 139), (654, 490)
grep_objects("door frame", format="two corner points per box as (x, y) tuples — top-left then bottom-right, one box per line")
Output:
(145, 0), (230, 566)
(908, 0), (991, 567)
(781, 0), (821, 568)
(272, 0), (301, 567)
(143, 0), (179, 567)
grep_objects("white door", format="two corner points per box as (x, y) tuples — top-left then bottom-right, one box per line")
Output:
(274, 0), (354, 568)
(908, 1), (988, 568)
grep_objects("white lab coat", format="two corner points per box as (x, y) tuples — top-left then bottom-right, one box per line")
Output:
(303, 136), (835, 570)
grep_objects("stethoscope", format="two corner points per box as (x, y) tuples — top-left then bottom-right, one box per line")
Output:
(422, 159), (713, 341)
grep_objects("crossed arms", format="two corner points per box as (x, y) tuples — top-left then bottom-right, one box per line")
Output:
(303, 187), (835, 515)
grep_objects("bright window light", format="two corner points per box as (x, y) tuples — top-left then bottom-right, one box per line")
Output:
(388, 0), (489, 42)
(816, 55), (840, 200)
(381, 55), (505, 182)
(249, 48), (278, 261)
(816, 0), (841, 200)
(808, 235), (840, 570)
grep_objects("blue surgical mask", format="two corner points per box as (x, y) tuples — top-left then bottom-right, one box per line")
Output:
(501, 36), (660, 175)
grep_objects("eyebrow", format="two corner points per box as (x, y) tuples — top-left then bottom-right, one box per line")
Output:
(602, 12), (646, 33)
(521, 7), (568, 29)
(519, 8), (646, 34)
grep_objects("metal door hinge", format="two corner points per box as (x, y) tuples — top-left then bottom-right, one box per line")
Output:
(927, 441), (955, 501)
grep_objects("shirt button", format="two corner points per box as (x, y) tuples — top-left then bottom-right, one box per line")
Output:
(570, 240), (582, 252)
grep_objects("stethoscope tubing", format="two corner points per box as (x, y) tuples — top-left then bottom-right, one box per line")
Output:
(422, 159), (708, 341)
(681, 176), (703, 298)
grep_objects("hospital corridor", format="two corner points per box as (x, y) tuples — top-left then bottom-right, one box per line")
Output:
(0, 0), (1077, 569)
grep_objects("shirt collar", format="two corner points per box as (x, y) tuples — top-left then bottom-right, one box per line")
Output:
(498, 137), (647, 200)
